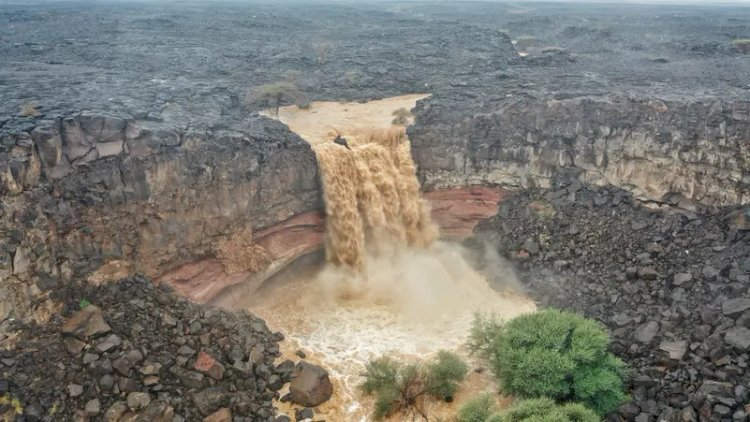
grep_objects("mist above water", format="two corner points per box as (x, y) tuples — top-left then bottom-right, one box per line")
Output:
(234, 106), (536, 418)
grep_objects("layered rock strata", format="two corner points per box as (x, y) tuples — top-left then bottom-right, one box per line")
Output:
(410, 96), (750, 207)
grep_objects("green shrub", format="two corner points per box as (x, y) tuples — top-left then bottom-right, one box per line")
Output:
(457, 393), (497, 422)
(493, 397), (599, 422)
(360, 351), (468, 420)
(79, 298), (91, 309)
(468, 310), (627, 415)
(426, 350), (469, 401)
(246, 82), (305, 116)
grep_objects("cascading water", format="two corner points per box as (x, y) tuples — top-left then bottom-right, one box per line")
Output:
(232, 96), (536, 420)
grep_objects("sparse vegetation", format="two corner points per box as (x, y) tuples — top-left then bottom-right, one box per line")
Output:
(79, 298), (91, 309)
(360, 351), (469, 420)
(313, 41), (331, 64)
(392, 107), (412, 126)
(457, 393), (498, 422)
(246, 81), (307, 116)
(344, 71), (359, 87)
(0, 395), (23, 418)
(492, 397), (599, 422)
(19, 102), (38, 117)
(732, 39), (750, 53)
(468, 309), (628, 415)
(281, 69), (302, 84)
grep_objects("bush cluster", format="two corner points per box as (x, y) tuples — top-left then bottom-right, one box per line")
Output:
(468, 309), (627, 415)
(360, 350), (468, 420)
(458, 396), (599, 422)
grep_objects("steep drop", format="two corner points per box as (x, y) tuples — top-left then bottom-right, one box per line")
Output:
(244, 96), (536, 420)
(314, 127), (438, 269)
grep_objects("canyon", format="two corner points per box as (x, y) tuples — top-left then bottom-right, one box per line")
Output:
(1, 0), (749, 421)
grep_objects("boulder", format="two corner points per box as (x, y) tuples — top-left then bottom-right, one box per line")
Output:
(203, 408), (232, 422)
(194, 351), (224, 381)
(660, 340), (688, 360)
(725, 327), (750, 350)
(635, 321), (659, 344)
(62, 305), (111, 340)
(289, 362), (333, 407)
(723, 298), (750, 317)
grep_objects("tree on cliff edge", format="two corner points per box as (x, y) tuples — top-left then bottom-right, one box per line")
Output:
(246, 81), (306, 116)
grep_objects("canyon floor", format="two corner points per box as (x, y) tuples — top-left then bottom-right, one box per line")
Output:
(0, 1), (749, 422)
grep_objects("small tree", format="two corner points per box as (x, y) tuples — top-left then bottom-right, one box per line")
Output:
(19, 102), (38, 117)
(490, 397), (599, 422)
(313, 41), (331, 64)
(468, 309), (627, 415)
(361, 351), (469, 420)
(392, 107), (412, 126)
(246, 82), (305, 116)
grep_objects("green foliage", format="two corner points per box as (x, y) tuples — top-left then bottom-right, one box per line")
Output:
(468, 310), (628, 415)
(494, 398), (599, 422)
(457, 393), (497, 422)
(79, 298), (91, 309)
(360, 351), (468, 420)
(246, 81), (306, 116)
(361, 356), (400, 395)
(426, 350), (469, 400)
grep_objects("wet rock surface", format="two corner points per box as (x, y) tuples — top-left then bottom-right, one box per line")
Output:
(474, 184), (750, 420)
(0, 276), (286, 421)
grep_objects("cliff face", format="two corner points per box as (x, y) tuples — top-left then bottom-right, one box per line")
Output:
(410, 97), (750, 207)
(0, 115), (321, 323)
(3, 95), (750, 323)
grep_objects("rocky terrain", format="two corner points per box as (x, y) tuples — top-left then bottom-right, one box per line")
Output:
(473, 185), (749, 420)
(2, 276), (333, 421)
(0, 0), (749, 420)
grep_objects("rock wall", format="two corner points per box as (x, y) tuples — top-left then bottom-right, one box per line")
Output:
(0, 114), (321, 324)
(410, 96), (750, 207)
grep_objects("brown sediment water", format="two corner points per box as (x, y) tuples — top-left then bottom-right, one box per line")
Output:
(240, 95), (536, 420)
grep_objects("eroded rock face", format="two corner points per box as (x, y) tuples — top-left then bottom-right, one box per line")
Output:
(0, 113), (321, 322)
(410, 96), (750, 207)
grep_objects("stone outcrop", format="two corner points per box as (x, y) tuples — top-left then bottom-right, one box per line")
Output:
(0, 113), (321, 323)
(410, 96), (750, 207)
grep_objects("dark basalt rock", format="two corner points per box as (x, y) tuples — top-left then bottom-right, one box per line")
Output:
(473, 186), (750, 419)
(0, 277), (282, 421)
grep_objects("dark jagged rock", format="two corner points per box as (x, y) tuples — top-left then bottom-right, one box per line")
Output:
(474, 186), (750, 419)
(289, 362), (333, 408)
(0, 277), (280, 421)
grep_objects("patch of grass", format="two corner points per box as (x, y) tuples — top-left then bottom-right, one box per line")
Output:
(19, 102), (38, 117)
(361, 351), (469, 420)
(0, 395), (23, 416)
(468, 310), (628, 415)
(392, 107), (412, 126)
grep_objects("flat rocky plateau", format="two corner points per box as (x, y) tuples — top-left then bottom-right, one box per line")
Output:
(0, 1), (749, 421)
